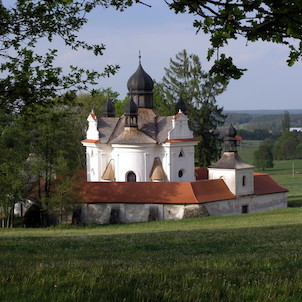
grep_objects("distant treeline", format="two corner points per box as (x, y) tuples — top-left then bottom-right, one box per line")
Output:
(237, 129), (275, 140)
(225, 112), (302, 132)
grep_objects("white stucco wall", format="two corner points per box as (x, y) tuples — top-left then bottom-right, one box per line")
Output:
(81, 192), (287, 225)
(112, 144), (158, 182)
(208, 168), (254, 196)
(163, 143), (197, 182)
(168, 114), (193, 140)
(204, 192), (287, 216)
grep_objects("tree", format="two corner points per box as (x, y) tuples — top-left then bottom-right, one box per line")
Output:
(0, 0), (124, 114)
(0, 1), (125, 225)
(165, 0), (302, 83)
(282, 111), (291, 132)
(155, 49), (226, 166)
(274, 131), (300, 160)
(254, 141), (274, 170)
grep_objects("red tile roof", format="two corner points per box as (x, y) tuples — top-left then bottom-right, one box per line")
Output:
(77, 170), (235, 204)
(174, 112), (184, 119)
(81, 139), (100, 143)
(254, 173), (288, 195)
(195, 167), (209, 180)
(165, 138), (199, 143)
(30, 170), (287, 205)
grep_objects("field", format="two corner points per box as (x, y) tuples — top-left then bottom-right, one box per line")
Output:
(239, 141), (302, 207)
(1, 208), (302, 302)
(1, 140), (301, 301)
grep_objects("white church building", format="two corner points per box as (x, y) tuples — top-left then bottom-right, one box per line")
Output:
(78, 62), (287, 224)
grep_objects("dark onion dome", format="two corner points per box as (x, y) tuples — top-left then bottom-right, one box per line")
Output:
(103, 99), (115, 117)
(127, 63), (154, 92)
(175, 97), (187, 115)
(124, 97), (138, 127)
(224, 123), (237, 152)
(127, 62), (154, 108)
(225, 123), (237, 138)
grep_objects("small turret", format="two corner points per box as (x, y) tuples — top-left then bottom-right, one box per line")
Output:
(175, 97), (188, 115)
(124, 97), (138, 128)
(103, 99), (115, 117)
(223, 123), (237, 152)
(86, 110), (99, 140)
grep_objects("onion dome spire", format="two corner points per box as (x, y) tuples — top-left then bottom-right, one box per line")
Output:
(124, 97), (138, 128)
(127, 55), (154, 108)
(175, 97), (187, 115)
(224, 123), (238, 152)
(103, 99), (115, 117)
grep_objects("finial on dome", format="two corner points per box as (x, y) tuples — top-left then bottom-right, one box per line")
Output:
(224, 123), (237, 152)
(139, 50), (141, 64)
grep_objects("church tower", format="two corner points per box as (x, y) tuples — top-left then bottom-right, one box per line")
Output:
(208, 123), (254, 196)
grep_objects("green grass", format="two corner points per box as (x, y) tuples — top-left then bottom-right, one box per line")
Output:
(0, 209), (302, 302)
(239, 141), (302, 207)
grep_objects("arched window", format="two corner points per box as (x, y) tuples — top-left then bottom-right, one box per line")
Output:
(126, 171), (136, 182)
(178, 169), (184, 178)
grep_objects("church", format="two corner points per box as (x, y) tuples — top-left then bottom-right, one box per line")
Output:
(78, 61), (287, 224)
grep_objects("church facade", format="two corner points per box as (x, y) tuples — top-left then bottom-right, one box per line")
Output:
(81, 62), (198, 183)
(79, 62), (287, 224)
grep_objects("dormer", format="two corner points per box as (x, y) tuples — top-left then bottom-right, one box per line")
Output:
(86, 110), (99, 140)
(168, 110), (194, 140)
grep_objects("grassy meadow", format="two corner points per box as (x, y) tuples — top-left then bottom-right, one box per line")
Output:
(0, 140), (301, 301)
(1, 209), (302, 302)
(239, 141), (302, 207)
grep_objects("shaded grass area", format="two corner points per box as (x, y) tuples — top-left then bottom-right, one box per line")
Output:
(0, 209), (302, 302)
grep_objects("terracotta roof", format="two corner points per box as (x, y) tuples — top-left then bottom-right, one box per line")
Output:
(165, 138), (199, 143)
(254, 173), (288, 195)
(191, 179), (235, 202)
(77, 170), (235, 204)
(81, 139), (100, 143)
(195, 167), (209, 180)
(80, 181), (198, 204)
(29, 170), (287, 206)
(174, 111), (184, 119)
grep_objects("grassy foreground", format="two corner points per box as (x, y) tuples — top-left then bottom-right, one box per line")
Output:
(1, 208), (302, 302)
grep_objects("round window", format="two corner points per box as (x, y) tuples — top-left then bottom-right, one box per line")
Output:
(178, 170), (183, 178)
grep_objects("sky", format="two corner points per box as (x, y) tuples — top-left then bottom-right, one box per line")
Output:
(23, 1), (302, 110)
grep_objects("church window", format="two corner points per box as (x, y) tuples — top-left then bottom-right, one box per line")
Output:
(242, 176), (246, 187)
(178, 169), (184, 178)
(126, 171), (136, 182)
(179, 149), (184, 157)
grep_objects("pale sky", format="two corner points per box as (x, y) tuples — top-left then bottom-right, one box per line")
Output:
(17, 1), (302, 110)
